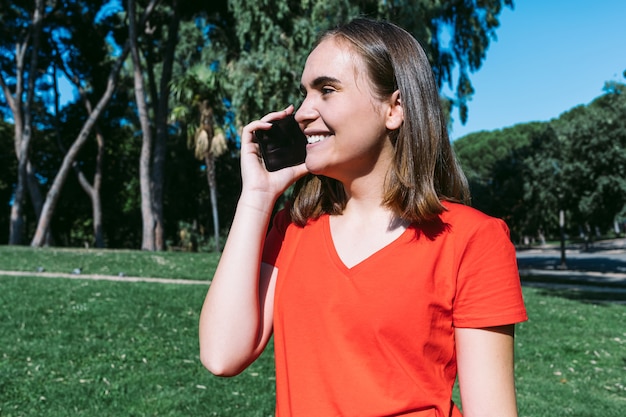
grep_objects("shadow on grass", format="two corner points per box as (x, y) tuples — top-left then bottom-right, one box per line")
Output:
(517, 256), (626, 274)
(521, 276), (626, 305)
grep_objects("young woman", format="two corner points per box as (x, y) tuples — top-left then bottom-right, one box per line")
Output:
(199, 18), (527, 417)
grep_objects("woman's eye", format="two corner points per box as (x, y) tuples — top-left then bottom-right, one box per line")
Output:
(321, 87), (335, 95)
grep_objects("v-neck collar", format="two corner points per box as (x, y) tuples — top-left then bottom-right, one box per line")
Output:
(322, 214), (413, 275)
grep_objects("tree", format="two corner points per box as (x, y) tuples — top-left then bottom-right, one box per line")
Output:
(222, 0), (514, 125)
(128, 0), (212, 251)
(46, 2), (122, 248)
(128, 0), (157, 251)
(519, 127), (567, 238)
(0, 0), (47, 244)
(29, 0), (165, 247)
(0, 120), (16, 243)
(194, 102), (228, 251)
(171, 63), (229, 251)
(169, 10), (236, 252)
(552, 82), (626, 236)
(454, 82), (626, 245)
(453, 122), (544, 234)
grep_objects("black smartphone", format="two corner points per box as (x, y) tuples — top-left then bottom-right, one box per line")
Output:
(254, 115), (307, 172)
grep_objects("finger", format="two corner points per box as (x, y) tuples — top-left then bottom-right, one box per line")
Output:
(241, 120), (272, 145)
(242, 105), (296, 146)
(260, 105), (294, 123)
(287, 162), (309, 179)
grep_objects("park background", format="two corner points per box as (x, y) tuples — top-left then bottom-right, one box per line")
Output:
(1, 0), (624, 251)
(1, 1), (625, 416)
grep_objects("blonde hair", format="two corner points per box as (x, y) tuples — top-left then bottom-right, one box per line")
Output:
(291, 18), (469, 226)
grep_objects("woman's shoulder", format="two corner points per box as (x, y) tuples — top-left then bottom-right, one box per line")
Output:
(264, 208), (325, 266)
(440, 201), (492, 220)
(439, 201), (510, 236)
(271, 206), (325, 234)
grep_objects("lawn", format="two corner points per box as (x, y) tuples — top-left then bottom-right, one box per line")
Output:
(1, 246), (624, 416)
(514, 288), (625, 417)
(0, 245), (219, 280)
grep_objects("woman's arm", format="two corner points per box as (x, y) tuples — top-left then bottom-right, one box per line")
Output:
(199, 199), (277, 376)
(198, 107), (308, 376)
(455, 325), (519, 417)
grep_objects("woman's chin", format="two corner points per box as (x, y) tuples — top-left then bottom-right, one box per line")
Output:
(304, 158), (328, 176)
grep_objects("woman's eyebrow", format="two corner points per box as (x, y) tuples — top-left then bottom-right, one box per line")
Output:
(303, 76), (342, 90)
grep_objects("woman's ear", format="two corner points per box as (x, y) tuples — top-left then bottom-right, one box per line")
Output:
(385, 90), (404, 130)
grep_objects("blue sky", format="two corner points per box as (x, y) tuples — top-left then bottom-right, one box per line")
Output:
(447, 0), (626, 140)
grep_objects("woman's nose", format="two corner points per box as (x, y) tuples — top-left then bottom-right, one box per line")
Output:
(294, 96), (316, 125)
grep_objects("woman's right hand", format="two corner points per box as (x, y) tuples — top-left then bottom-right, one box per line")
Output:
(200, 106), (307, 376)
(239, 106), (309, 207)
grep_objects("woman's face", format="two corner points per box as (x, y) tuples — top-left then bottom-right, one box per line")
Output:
(295, 38), (397, 182)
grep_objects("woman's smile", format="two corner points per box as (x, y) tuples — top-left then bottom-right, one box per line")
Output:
(306, 134), (331, 144)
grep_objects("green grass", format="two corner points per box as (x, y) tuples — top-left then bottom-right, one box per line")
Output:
(0, 275), (276, 417)
(1, 246), (625, 416)
(515, 289), (625, 417)
(0, 246), (219, 280)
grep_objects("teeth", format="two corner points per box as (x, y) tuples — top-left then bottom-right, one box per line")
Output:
(307, 135), (329, 144)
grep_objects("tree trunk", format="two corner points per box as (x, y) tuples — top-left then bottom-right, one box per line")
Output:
(55, 61), (106, 248)
(10, 151), (29, 245)
(91, 131), (105, 248)
(129, 0), (156, 251)
(30, 68), (125, 247)
(4, 0), (44, 245)
(204, 153), (221, 252)
(75, 164), (105, 248)
(150, 0), (180, 251)
(69, 130), (105, 248)
(132, 0), (181, 251)
(199, 102), (221, 252)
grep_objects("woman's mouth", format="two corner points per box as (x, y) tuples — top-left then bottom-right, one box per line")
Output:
(307, 135), (330, 144)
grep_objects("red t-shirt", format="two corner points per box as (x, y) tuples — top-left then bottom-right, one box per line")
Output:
(263, 202), (528, 417)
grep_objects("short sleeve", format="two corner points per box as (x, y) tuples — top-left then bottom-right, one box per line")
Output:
(453, 217), (528, 328)
(262, 208), (292, 268)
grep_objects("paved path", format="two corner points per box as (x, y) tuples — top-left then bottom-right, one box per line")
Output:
(516, 239), (626, 303)
(516, 242), (626, 283)
(0, 270), (210, 285)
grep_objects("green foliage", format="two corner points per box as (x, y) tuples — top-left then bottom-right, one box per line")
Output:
(172, 220), (226, 253)
(552, 86), (626, 228)
(454, 83), (626, 242)
(454, 122), (547, 238)
(519, 127), (565, 235)
(212, 0), (514, 124)
(454, 122), (543, 181)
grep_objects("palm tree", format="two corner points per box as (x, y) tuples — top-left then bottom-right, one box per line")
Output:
(171, 65), (228, 252)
